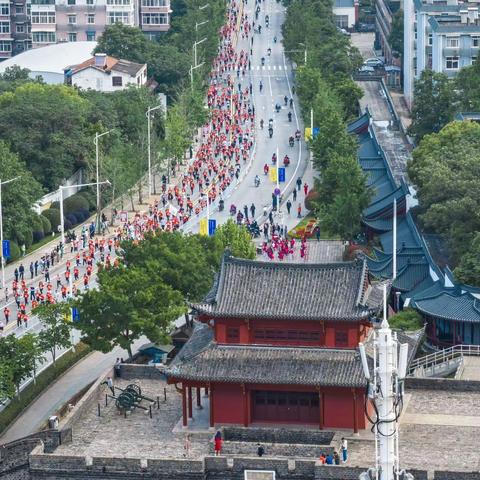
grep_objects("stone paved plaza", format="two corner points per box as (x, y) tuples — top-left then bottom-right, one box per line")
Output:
(55, 374), (480, 475)
(56, 379), (211, 459)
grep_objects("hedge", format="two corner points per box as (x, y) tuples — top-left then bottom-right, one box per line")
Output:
(0, 343), (91, 436)
(305, 190), (321, 211)
(40, 215), (52, 235)
(64, 194), (89, 214)
(7, 241), (21, 263)
(77, 190), (97, 212)
(32, 216), (44, 243)
(42, 208), (61, 233)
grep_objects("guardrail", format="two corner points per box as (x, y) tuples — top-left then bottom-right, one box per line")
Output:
(408, 344), (480, 376)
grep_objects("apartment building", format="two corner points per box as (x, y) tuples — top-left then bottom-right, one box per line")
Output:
(404, 0), (480, 108)
(376, 0), (401, 64)
(0, 0), (170, 59)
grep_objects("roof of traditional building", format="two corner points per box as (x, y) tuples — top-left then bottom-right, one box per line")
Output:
(167, 323), (369, 388)
(191, 255), (382, 321)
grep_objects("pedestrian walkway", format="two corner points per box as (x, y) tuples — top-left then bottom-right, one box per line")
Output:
(0, 337), (146, 444)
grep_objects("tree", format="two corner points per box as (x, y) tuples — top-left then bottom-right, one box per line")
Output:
(389, 9), (404, 55)
(0, 142), (43, 248)
(214, 220), (257, 259)
(408, 70), (457, 142)
(389, 309), (424, 331)
(0, 83), (91, 191)
(35, 303), (72, 366)
(0, 335), (37, 396)
(19, 333), (45, 384)
(454, 232), (480, 286)
(0, 362), (15, 402)
(77, 266), (185, 359)
(318, 155), (371, 240)
(408, 121), (480, 260)
(455, 59), (480, 112)
(163, 103), (190, 168)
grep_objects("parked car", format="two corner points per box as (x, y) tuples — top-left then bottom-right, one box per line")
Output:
(358, 65), (375, 74)
(336, 26), (351, 36)
(363, 57), (384, 68)
(358, 23), (376, 33)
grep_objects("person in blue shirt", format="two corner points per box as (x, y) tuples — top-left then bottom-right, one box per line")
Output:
(325, 453), (334, 465)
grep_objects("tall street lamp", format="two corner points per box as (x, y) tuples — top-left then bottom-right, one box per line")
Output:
(190, 62), (205, 89)
(0, 176), (20, 289)
(94, 130), (113, 234)
(146, 105), (163, 197)
(193, 37), (207, 68)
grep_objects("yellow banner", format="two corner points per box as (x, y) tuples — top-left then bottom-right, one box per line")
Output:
(269, 166), (277, 183)
(199, 218), (208, 236)
(304, 128), (312, 141)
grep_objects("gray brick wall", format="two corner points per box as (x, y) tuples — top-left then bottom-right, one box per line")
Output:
(117, 364), (166, 381)
(216, 440), (335, 457)
(222, 427), (335, 445)
(405, 378), (480, 392)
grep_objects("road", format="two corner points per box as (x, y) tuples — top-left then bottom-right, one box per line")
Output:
(188, 0), (311, 233)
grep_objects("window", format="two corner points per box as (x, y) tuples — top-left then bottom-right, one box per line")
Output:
(472, 56), (477, 65)
(446, 37), (459, 48)
(68, 32), (77, 41)
(253, 329), (321, 343)
(0, 22), (9, 33)
(15, 5), (23, 13)
(0, 40), (11, 52)
(226, 327), (240, 342)
(112, 76), (123, 86)
(86, 31), (96, 40)
(67, 0), (76, 5)
(445, 55), (459, 69)
(32, 31), (56, 43)
(142, 0), (167, 6)
(16, 24), (24, 33)
(108, 11), (131, 24)
(335, 330), (348, 347)
(31, 12), (56, 23)
(428, 34), (432, 46)
(107, 0), (130, 4)
(334, 14), (348, 29)
(0, 3), (9, 15)
(87, 13), (95, 24)
(68, 14), (76, 24)
(473, 36), (480, 47)
(142, 12), (168, 24)
(86, 0), (94, 4)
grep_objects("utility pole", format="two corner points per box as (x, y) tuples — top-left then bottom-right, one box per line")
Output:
(93, 130), (113, 234)
(146, 105), (163, 197)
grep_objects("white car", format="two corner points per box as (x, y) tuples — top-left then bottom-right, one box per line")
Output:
(363, 57), (384, 68)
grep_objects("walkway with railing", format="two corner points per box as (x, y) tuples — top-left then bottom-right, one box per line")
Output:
(408, 344), (480, 378)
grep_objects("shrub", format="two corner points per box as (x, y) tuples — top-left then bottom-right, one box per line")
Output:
(40, 215), (52, 235)
(66, 213), (78, 226)
(42, 208), (61, 233)
(63, 219), (72, 230)
(389, 308), (424, 331)
(32, 215), (44, 237)
(78, 190), (97, 211)
(0, 343), (91, 436)
(305, 190), (321, 211)
(74, 208), (90, 223)
(15, 229), (33, 249)
(64, 194), (89, 215)
(32, 230), (45, 243)
(7, 241), (21, 263)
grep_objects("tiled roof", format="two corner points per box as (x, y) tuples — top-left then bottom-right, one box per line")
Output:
(192, 255), (377, 321)
(415, 291), (480, 323)
(68, 55), (145, 76)
(168, 325), (368, 388)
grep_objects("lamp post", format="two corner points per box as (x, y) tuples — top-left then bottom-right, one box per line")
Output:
(146, 105), (163, 197)
(298, 42), (307, 64)
(198, 3), (209, 9)
(196, 19), (209, 31)
(193, 37), (207, 68)
(0, 176), (20, 289)
(190, 62), (205, 89)
(93, 130), (113, 234)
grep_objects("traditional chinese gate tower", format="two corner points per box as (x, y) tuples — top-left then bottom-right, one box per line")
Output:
(167, 254), (384, 431)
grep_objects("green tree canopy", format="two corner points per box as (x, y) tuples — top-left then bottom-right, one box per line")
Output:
(408, 70), (458, 142)
(213, 219), (257, 260)
(455, 59), (480, 112)
(389, 9), (404, 55)
(389, 309), (424, 331)
(454, 232), (480, 286)
(0, 83), (91, 191)
(408, 121), (480, 261)
(0, 142), (43, 247)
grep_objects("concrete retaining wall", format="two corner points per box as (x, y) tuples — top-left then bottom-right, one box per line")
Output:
(216, 441), (335, 458)
(222, 427), (335, 445)
(405, 377), (480, 392)
(117, 364), (166, 381)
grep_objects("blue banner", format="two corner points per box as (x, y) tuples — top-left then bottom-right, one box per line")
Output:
(278, 167), (286, 183)
(71, 307), (80, 322)
(313, 127), (320, 138)
(208, 219), (217, 236)
(2, 240), (10, 259)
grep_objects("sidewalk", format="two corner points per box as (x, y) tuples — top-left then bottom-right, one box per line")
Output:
(0, 337), (147, 444)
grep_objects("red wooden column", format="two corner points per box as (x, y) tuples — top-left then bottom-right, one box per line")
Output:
(318, 390), (324, 430)
(196, 387), (202, 408)
(182, 384), (187, 427)
(352, 389), (358, 434)
(209, 384), (215, 428)
(188, 387), (193, 418)
(242, 384), (249, 427)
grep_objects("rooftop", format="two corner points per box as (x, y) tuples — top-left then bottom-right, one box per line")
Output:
(167, 323), (369, 388)
(192, 255), (381, 322)
(0, 42), (97, 77)
(66, 54), (145, 77)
